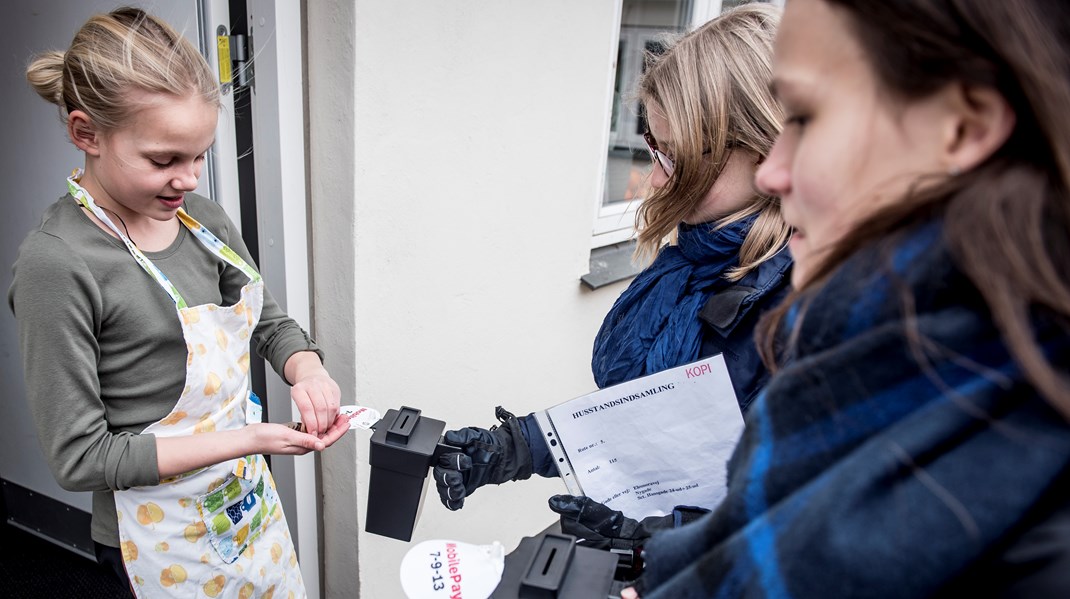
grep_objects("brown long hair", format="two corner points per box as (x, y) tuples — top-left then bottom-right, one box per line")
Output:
(635, 4), (789, 280)
(759, 0), (1070, 418)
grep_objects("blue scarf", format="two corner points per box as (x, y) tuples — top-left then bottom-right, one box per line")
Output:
(636, 220), (1070, 598)
(591, 215), (755, 389)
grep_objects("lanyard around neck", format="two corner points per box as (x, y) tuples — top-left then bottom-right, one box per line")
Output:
(67, 170), (261, 309)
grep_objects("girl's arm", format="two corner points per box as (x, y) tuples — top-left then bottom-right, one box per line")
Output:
(156, 348), (347, 478)
(11, 232), (159, 492)
(155, 418), (350, 479)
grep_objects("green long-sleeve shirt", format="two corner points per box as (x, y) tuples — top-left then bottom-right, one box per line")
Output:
(8, 193), (322, 547)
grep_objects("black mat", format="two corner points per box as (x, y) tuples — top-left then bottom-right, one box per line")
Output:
(0, 523), (130, 598)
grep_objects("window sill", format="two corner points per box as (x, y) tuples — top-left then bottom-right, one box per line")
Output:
(581, 240), (642, 290)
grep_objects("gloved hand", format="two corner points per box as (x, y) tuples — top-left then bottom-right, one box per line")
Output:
(434, 407), (533, 510)
(548, 494), (708, 551)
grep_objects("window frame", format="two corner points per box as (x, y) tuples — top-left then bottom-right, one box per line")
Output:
(591, 0), (723, 249)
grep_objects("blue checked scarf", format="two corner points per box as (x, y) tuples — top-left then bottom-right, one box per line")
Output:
(592, 215), (756, 388)
(636, 219), (1070, 598)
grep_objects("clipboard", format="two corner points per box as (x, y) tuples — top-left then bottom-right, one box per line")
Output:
(531, 356), (745, 518)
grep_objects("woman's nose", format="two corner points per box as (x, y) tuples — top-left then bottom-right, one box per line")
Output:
(648, 162), (670, 189)
(754, 142), (790, 197)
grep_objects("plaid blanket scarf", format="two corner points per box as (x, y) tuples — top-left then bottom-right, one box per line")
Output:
(636, 219), (1070, 598)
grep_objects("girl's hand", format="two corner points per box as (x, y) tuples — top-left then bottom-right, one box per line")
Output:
(285, 352), (341, 437)
(317, 413), (353, 449)
(621, 588), (640, 599)
(247, 422), (337, 455)
(291, 371), (341, 437)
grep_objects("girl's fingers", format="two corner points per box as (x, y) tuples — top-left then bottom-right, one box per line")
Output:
(289, 374), (342, 438)
(293, 391), (319, 436)
(314, 389), (330, 434)
(295, 430), (323, 453)
(320, 415), (351, 447)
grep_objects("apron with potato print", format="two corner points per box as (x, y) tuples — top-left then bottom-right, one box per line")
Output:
(67, 173), (305, 599)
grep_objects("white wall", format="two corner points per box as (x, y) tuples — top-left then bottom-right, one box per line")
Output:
(307, 1), (631, 596)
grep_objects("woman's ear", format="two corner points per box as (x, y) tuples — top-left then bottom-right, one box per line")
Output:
(67, 110), (102, 156)
(942, 83), (1015, 173)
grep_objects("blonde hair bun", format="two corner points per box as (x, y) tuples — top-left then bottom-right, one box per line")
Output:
(25, 51), (67, 108)
(24, 7), (219, 129)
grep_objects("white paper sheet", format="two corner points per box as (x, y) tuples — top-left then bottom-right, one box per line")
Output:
(533, 356), (744, 518)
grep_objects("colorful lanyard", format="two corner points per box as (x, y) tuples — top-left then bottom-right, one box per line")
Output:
(66, 170), (262, 309)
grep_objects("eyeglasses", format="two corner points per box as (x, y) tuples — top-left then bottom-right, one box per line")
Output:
(643, 130), (727, 179)
(642, 129), (675, 177)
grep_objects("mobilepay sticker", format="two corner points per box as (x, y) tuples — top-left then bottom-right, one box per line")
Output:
(399, 539), (505, 599)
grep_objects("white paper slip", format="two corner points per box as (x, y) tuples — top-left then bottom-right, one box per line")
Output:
(341, 405), (380, 430)
(283, 405), (380, 433)
(533, 355), (744, 519)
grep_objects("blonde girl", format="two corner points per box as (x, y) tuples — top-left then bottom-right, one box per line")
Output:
(12, 7), (348, 597)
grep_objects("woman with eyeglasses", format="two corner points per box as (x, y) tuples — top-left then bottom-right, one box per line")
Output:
(432, 2), (792, 553)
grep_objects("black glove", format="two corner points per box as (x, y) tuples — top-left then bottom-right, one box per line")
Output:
(434, 407), (533, 510)
(548, 494), (708, 551)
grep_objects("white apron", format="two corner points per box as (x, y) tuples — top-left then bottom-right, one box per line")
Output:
(67, 174), (305, 599)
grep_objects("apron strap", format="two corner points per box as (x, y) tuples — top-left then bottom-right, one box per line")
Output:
(66, 170), (261, 308)
(176, 210), (262, 284)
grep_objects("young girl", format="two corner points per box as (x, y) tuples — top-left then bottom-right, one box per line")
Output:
(432, 3), (791, 549)
(629, 0), (1070, 597)
(11, 8), (349, 597)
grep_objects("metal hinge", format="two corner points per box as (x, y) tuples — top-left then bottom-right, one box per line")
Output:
(216, 25), (253, 94)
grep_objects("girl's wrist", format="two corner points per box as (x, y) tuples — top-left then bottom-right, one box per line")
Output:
(236, 424), (262, 456)
(286, 351), (327, 383)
